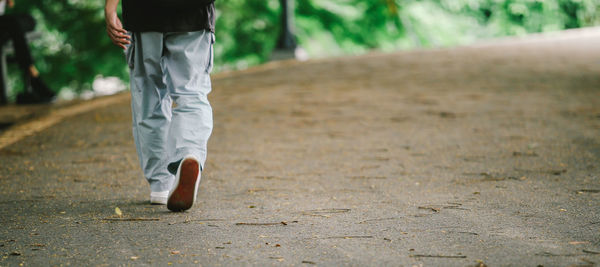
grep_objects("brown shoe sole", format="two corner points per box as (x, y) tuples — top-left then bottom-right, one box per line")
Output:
(167, 158), (199, 212)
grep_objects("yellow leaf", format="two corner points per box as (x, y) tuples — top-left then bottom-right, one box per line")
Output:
(115, 207), (122, 216)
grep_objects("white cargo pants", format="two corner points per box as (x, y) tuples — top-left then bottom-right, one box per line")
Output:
(125, 30), (214, 192)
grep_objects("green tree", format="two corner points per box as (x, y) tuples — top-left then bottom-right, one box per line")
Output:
(3, 0), (599, 100)
(9, 0), (126, 95)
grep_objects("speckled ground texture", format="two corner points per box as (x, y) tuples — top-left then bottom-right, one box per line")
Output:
(1, 29), (599, 266)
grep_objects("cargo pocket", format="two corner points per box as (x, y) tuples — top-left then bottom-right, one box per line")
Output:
(124, 32), (135, 69)
(205, 32), (214, 73)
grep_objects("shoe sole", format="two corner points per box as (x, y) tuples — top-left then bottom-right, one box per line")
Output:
(150, 200), (167, 205)
(167, 158), (200, 212)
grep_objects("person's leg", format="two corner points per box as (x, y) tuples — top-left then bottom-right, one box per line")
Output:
(0, 14), (34, 73)
(163, 30), (214, 170)
(162, 30), (214, 211)
(128, 31), (174, 200)
(0, 14), (54, 103)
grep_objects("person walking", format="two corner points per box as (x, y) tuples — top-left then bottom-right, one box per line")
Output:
(0, 0), (55, 104)
(104, 0), (215, 211)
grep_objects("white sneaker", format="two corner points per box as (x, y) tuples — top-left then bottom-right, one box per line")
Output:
(150, 191), (169, 205)
(167, 155), (201, 212)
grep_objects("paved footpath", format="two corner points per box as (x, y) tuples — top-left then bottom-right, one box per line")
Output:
(1, 28), (600, 266)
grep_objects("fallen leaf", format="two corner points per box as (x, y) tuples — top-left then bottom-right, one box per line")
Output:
(527, 143), (539, 149)
(115, 207), (122, 216)
(269, 257), (284, 262)
(577, 189), (600, 193)
(130, 256), (139, 260)
(171, 250), (180, 255)
(568, 241), (589, 245)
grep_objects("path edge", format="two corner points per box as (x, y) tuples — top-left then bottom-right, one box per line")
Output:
(0, 93), (130, 150)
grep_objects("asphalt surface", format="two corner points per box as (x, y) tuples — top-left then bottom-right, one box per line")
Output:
(1, 28), (599, 266)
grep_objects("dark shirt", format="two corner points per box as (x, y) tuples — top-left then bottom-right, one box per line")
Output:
(122, 0), (215, 33)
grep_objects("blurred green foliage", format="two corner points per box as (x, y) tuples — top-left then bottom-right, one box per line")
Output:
(4, 0), (600, 96)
